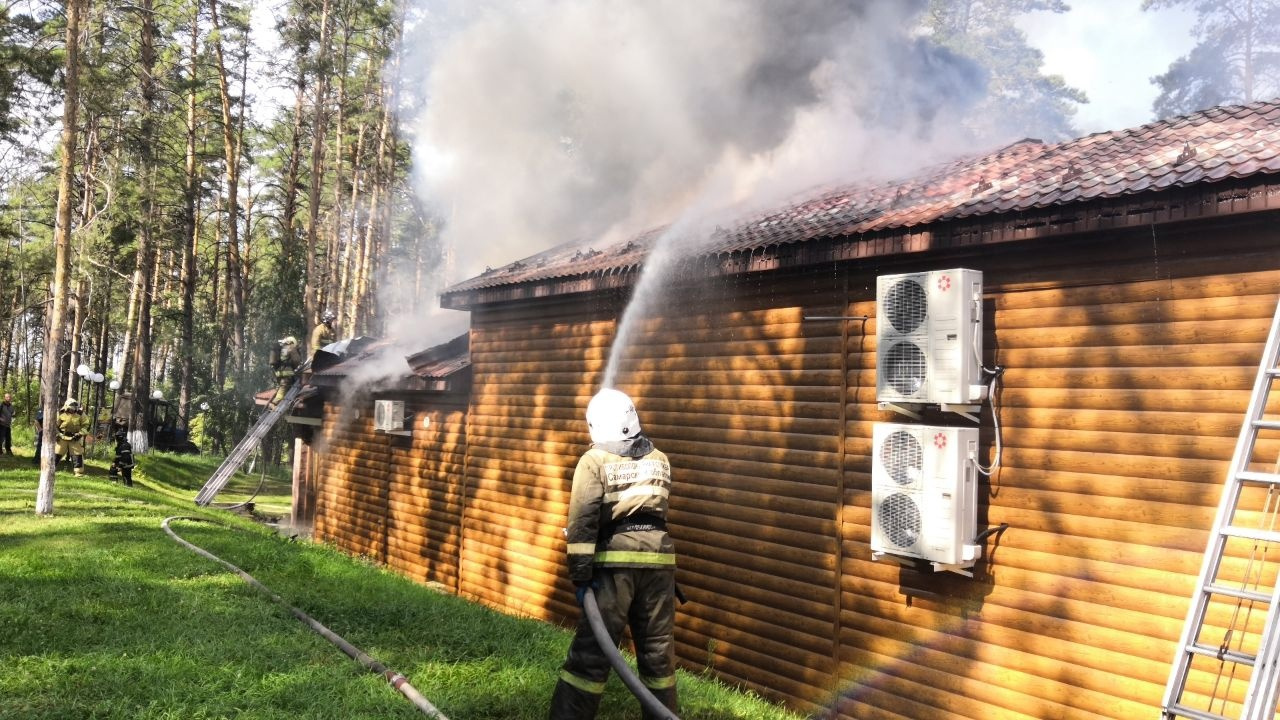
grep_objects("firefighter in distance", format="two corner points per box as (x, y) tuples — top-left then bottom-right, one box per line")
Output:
(55, 399), (87, 476)
(107, 418), (135, 487)
(310, 308), (336, 357)
(548, 388), (679, 720)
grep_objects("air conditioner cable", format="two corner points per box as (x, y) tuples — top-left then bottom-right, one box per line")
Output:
(974, 365), (1005, 477)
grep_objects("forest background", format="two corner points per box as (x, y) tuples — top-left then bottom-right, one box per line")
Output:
(0, 0), (1274, 511)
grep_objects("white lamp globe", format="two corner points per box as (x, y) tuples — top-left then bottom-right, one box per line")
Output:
(151, 390), (163, 400)
(77, 364), (90, 377)
(92, 372), (104, 383)
(108, 380), (121, 391)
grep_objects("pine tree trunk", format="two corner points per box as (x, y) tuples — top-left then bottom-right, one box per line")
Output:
(128, 0), (158, 451)
(209, 0), (246, 376)
(281, 67), (307, 292)
(305, 0), (334, 328)
(178, 8), (197, 423)
(37, 0), (87, 515)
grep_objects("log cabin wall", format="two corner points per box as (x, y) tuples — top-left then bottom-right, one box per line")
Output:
(306, 211), (1280, 718)
(312, 393), (468, 591)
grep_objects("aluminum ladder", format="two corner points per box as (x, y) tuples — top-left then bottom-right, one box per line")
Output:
(194, 381), (303, 507)
(1164, 295), (1280, 720)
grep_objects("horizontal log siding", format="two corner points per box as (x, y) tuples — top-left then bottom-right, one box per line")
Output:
(312, 397), (466, 591)
(458, 302), (620, 621)
(386, 402), (466, 589)
(833, 223), (1280, 719)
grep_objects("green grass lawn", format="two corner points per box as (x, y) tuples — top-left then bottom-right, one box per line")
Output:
(0, 452), (804, 720)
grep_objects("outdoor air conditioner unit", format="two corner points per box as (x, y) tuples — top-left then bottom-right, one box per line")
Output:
(876, 268), (985, 407)
(373, 399), (405, 432)
(870, 422), (980, 572)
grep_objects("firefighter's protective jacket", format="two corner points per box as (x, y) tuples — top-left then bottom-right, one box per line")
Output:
(309, 322), (334, 356)
(56, 411), (86, 441)
(564, 436), (676, 585)
(272, 344), (301, 379)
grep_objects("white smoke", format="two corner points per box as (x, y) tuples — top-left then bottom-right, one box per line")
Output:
(399, 0), (989, 296)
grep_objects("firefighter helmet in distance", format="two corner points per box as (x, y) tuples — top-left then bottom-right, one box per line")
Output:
(280, 336), (297, 347)
(62, 399), (80, 411)
(586, 388), (641, 444)
(321, 309), (336, 324)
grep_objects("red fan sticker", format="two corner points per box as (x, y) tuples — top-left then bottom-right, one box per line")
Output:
(937, 275), (952, 291)
(934, 433), (948, 449)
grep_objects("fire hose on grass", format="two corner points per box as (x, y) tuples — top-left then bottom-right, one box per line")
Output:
(582, 587), (681, 720)
(161, 516), (450, 720)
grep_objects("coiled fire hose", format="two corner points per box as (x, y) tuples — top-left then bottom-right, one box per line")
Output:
(582, 588), (681, 720)
(162, 517), (449, 719)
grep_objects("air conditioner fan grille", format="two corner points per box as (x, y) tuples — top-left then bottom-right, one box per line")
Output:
(884, 278), (928, 334)
(884, 341), (927, 396)
(880, 430), (923, 486)
(878, 492), (922, 548)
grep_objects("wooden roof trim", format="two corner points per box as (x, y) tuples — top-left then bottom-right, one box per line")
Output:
(442, 178), (1280, 310)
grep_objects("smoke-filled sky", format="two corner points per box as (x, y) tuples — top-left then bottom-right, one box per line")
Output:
(241, 0), (1207, 354)
(1018, 1), (1196, 134)
(396, 0), (1202, 298)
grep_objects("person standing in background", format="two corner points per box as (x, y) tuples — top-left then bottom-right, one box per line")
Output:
(55, 399), (87, 476)
(0, 393), (14, 455)
(32, 407), (43, 465)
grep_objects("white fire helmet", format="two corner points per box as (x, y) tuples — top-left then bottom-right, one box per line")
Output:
(586, 388), (641, 444)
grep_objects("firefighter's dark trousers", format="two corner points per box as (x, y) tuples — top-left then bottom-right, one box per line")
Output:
(549, 567), (678, 720)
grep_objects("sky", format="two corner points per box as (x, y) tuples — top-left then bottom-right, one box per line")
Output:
(1017, 1), (1198, 134)
(397, 0), (1210, 295)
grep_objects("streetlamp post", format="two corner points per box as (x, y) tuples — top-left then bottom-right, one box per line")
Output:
(76, 365), (106, 456)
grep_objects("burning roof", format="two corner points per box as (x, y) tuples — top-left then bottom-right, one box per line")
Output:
(442, 100), (1280, 309)
(307, 334), (471, 394)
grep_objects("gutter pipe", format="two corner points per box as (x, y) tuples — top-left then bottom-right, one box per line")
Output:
(162, 516), (449, 719)
(583, 588), (680, 720)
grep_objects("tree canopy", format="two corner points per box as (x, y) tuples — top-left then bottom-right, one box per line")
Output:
(924, 0), (1088, 142)
(1144, 0), (1280, 117)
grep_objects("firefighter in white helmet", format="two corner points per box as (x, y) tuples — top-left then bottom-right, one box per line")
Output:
(309, 309), (336, 358)
(549, 388), (678, 719)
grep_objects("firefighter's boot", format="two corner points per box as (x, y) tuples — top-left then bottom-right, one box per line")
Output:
(548, 678), (602, 720)
(642, 686), (679, 720)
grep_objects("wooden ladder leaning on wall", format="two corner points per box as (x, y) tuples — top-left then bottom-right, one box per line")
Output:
(1163, 294), (1280, 720)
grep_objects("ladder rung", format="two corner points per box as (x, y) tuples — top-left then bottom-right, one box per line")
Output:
(1205, 583), (1273, 603)
(1187, 642), (1257, 666)
(1165, 703), (1231, 720)
(1237, 470), (1280, 485)
(1221, 525), (1280, 544)
(1267, 368), (1280, 377)
(1252, 419), (1280, 430)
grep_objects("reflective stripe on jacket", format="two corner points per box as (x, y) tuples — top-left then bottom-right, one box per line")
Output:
(565, 441), (675, 585)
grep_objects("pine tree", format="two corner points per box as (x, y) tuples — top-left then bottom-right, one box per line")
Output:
(924, 0), (1088, 142)
(1143, 0), (1280, 117)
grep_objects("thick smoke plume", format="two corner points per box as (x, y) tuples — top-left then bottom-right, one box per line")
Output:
(400, 0), (990, 300)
